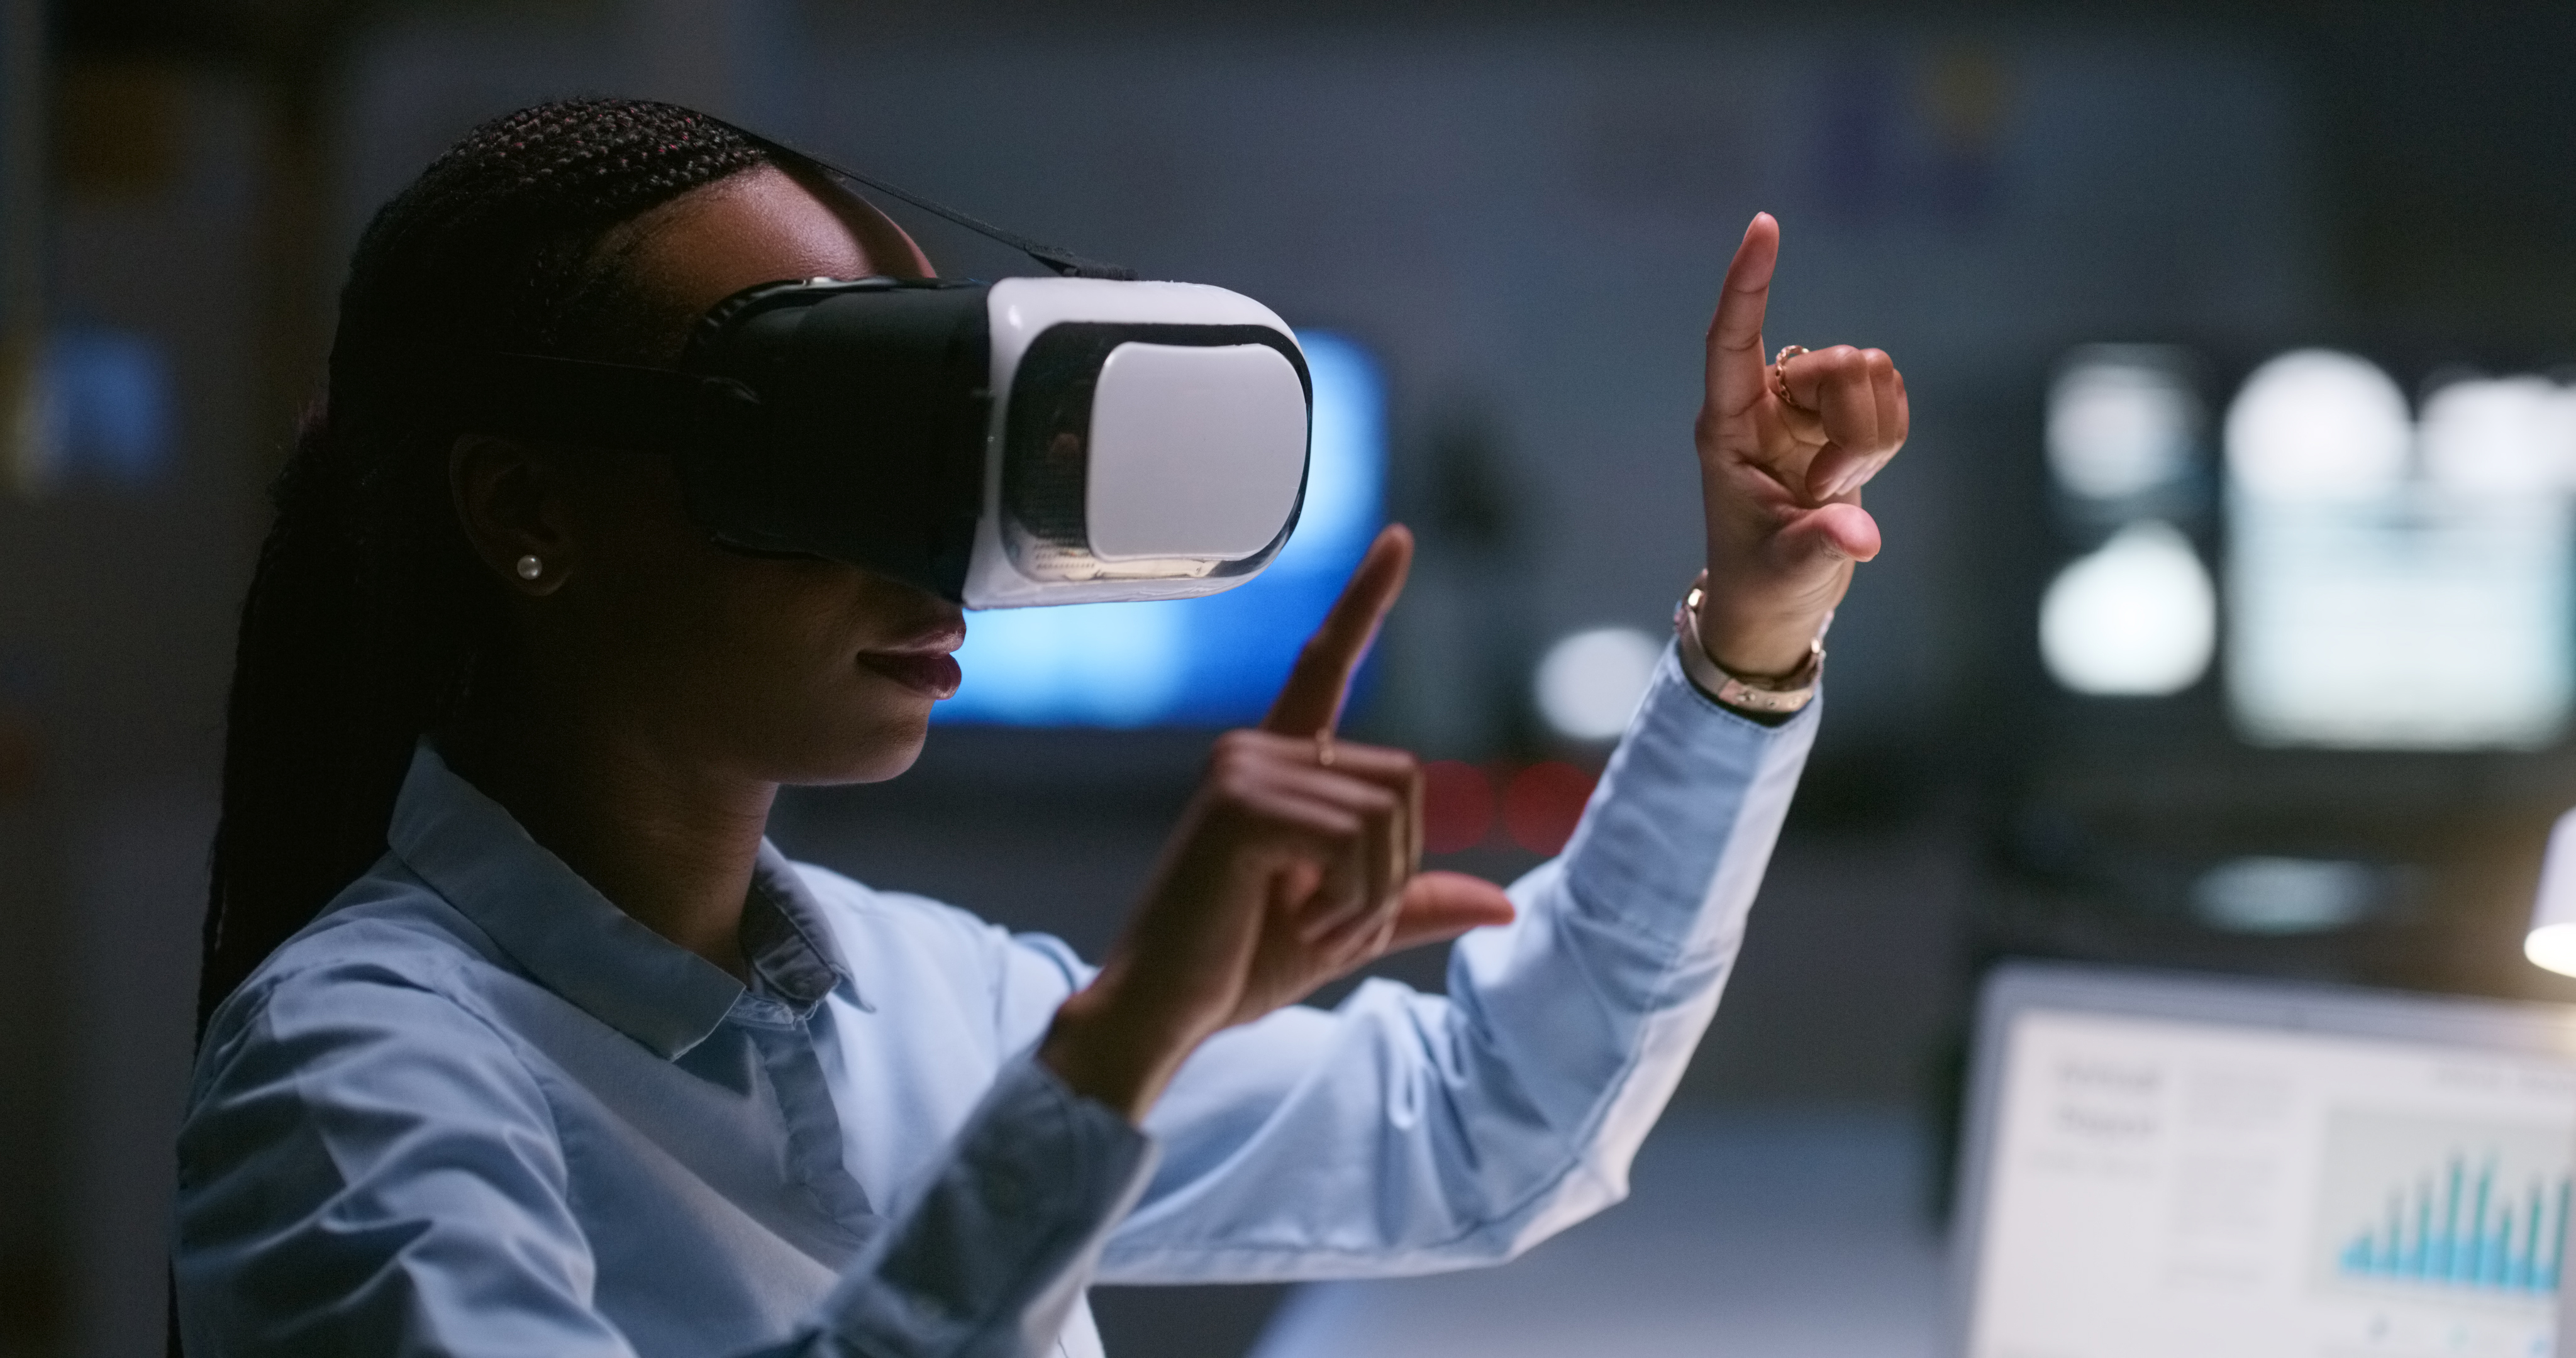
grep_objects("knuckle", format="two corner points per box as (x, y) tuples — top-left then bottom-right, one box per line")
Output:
(1206, 749), (1266, 801)
(1214, 728), (1283, 767)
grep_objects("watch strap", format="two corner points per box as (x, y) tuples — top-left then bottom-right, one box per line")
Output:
(1672, 573), (1824, 716)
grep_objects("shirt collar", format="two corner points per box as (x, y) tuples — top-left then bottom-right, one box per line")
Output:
(384, 741), (854, 1059)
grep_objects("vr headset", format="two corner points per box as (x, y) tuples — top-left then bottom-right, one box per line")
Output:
(459, 133), (1311, 609)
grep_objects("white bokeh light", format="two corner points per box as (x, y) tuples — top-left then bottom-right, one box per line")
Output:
(2046, 347), (2201, 501)
(1535, 626), (1664, 741)
(2192, 856), (2378, 934)
(2418, 375), (2576, 496)
(2038, 521), (2216, 696)
(2223, 350), (2411, 500)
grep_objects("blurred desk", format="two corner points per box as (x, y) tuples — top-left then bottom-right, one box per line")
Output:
(1249, 1110), (1943, 1358)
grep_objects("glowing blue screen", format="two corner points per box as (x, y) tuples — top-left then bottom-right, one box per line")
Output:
(935, 331), (1384, 728)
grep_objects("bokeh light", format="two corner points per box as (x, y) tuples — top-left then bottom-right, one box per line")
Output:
(2046, 346), (2201, 502)
(2418, 375), (2576, 496)
(2223, 350), (2410, 501)
(1533, 626), (1663, 741)
(2038, 521), (2215, 697)
(1421, 760), (1496, 854)
(1504, 762), (1597, 856)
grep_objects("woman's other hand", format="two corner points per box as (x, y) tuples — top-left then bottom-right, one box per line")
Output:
(1040, 526), (1516, 1123)
(1694, 213), (1909, 679)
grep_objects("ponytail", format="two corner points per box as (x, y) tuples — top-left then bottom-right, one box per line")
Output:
(197, 407), (475, 1029)
(197, 99), (772, 1031)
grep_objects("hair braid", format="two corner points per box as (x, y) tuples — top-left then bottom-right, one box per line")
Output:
(200, 98), (773, 1032)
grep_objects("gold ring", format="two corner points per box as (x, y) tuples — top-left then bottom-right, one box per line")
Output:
(1314, 731), (1337, 768)
(1771, 344), (1813, 411)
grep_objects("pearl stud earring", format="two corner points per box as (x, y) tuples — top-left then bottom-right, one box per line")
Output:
(515, 555), (543, 581)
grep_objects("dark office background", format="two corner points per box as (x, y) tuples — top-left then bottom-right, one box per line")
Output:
(8, 3), (2576, 1355)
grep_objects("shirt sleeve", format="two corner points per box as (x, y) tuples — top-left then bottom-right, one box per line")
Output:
(1092, 644), (1816, 1283)
(176, 957), (1155, 1358)
(799, 1055), (1154, 1358)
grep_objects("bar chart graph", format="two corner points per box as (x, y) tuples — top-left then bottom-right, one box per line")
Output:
(2314, 1108), (2574, 1308)
(2333, 1155), (2569, 1296)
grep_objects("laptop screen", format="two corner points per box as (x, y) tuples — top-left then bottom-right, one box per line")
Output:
(1956, 966), (2576, 1358)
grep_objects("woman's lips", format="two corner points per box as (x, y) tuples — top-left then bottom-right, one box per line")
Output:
(857, 649), (963, 700)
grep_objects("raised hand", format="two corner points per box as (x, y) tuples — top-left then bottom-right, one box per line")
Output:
(1694, 213), (1909, 679)
(1038, 526), (1516, 1122)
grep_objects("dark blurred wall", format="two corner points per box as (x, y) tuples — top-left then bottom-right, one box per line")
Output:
(8, 4), (2576, 1358)
(1, 47), (265, 1358)
(337, 9), (2321, 755)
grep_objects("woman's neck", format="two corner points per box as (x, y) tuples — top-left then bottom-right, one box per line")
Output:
(441, 697), (777, 984)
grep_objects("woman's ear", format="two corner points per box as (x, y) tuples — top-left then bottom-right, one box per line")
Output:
(450, 434), (574, 597)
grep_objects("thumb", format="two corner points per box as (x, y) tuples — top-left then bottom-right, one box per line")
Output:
(1769, 500), (1880, 569)
(1384, 871), (1517, 954)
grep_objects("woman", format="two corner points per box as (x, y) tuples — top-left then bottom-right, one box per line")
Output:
(175, 99), (1906, 1357)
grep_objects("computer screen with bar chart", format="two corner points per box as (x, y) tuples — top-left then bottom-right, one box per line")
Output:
(1953, 964), (2576, 1358)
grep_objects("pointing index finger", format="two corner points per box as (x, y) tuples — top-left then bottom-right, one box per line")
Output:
(1263, 524), (1414, 737)
(1706, 213), (1780, 422)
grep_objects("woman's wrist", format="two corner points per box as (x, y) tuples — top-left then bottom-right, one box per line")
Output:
(1036, 976), (1202, 1125)
(1694, 597), (1829, 681)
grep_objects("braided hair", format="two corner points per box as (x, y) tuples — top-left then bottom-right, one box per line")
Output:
(199, 98), (775, 1030)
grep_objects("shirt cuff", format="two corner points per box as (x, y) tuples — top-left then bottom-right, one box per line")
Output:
(818, 1054), (1157, 1357)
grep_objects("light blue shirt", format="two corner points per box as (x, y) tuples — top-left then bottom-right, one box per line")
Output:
(174, 648), (1814, 1357)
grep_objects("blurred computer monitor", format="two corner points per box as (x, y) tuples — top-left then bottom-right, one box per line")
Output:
(2039, 346), (2576, 751)
(1952, 963), (2576, 1358)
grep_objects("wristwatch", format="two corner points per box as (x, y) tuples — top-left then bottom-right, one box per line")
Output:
(1672, 571), (1826, 716)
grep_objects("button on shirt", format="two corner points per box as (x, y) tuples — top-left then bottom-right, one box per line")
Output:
(174, 648), (1816, 1358)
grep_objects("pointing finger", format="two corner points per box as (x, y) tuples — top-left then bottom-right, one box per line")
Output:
(1264, 524), (1414, 737)
(1704, 213), (1780, 423)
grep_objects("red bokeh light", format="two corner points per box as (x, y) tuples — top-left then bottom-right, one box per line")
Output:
(1421, 760), (1496, 854)
(1503, 761), (1597, 856)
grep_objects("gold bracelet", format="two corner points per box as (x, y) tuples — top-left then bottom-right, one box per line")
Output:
(1672, 571), (1825, 715)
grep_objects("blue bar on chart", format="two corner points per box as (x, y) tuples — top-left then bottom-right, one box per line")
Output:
(2336, 1154), (2570, 1296)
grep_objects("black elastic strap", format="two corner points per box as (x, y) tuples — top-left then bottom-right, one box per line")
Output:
(450, 354), (761, 454)
(722, 123), (1139, 282)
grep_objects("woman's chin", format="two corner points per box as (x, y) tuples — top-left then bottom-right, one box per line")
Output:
(787, 714), (935, 787)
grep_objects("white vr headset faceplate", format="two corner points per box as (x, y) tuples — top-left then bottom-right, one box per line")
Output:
(960, 277), (1310, 610)
(1087, 342), (1307, 563)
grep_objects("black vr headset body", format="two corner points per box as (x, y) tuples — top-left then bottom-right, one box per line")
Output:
(462, 134), (1314, 610)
